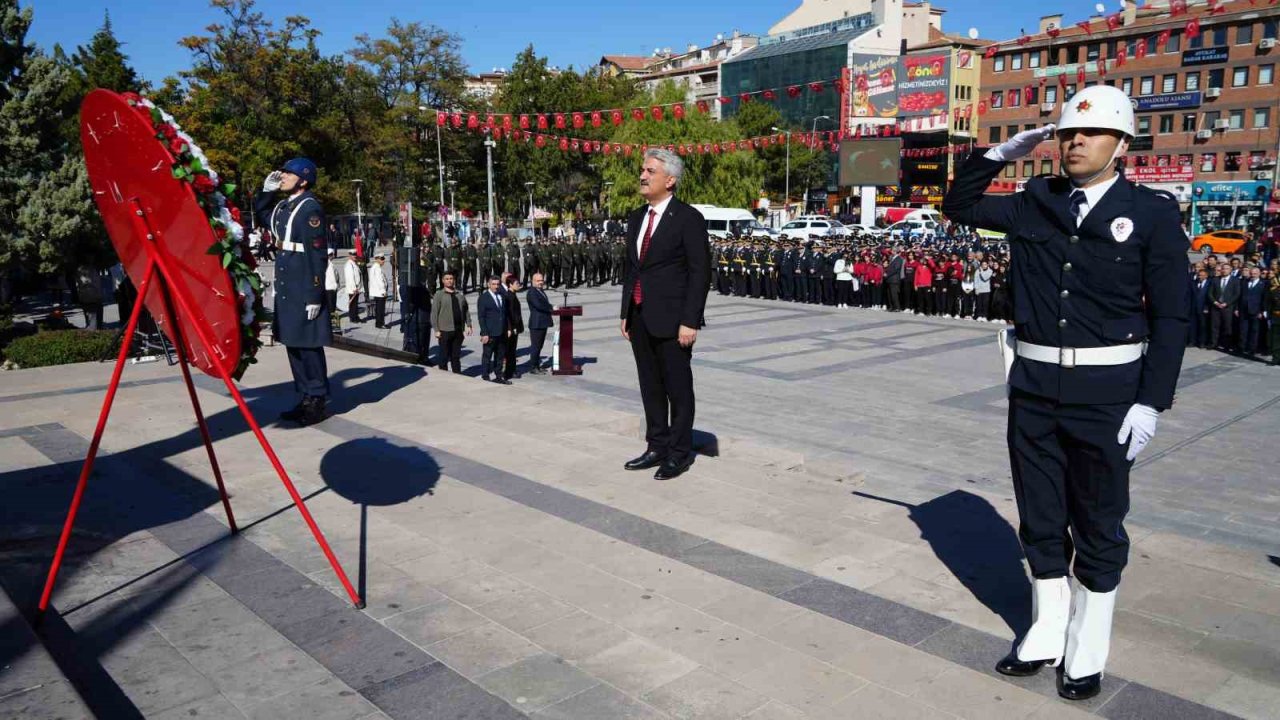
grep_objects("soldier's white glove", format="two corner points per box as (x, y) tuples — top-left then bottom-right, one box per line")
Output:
(985, 124), (1056, 163)
(263, 171), (283, 192)
(305, 304), (321, 321)
(1117, 403), (1159, 462)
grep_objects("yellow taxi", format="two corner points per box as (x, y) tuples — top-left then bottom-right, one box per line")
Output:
(1191, 229), (1249, 255)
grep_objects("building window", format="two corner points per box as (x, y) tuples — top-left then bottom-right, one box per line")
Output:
(1049, 46), (1064, 65)
(1185, 71), (1200, 91)
(1250, 151), (1267, 168)
(1159, 114), (1174, 133)
(1122, 78), (1134, 95)
(1162, 74), (1177, 93)
(1021, 160), (1034, 177)
(1008, 88), (1021, 107)
(1266, 20), (1278, 40)
(1208, 68), (1225, 88)
(1225, 152), (1241, 171)
(1232, 67), (1249, 87)
(1027, 86), (1039, 104)
(994, 55), (1006, 72)
(1167, 30), (1181, 52)
(1004, 164), (1016, 178)
(1259, 64), (1274, 85)
(1139, 76), (1155, 95)
(1188, 29), (1204, 49)
(1254, 107), (1271, 129)
(1238, 23), (1254, 45)
(1011, 53), (1023, 70)
(1229, 109), (1244, 130)
(1211, 26), (1227, 46)
(1086, 43), (1100, 61)
(1183, 113), (1198, 132)
(1204, 110), (1221, 128)
(1146, 36), (1158, 55)
(1200, 153), (1216, 172)
(1029, 51), (1041, 68)
(1138, 115), (1151, 134)
(990, 90), (1003, 108)
(1065, 83), (1077, 100)
(1040, 159), (1053, 174)
(1007, 125), (1019, 139)
(989, 126), (1002, 143)
(1045, 86), (1058, 104)
(1179, 153), (1194, 167)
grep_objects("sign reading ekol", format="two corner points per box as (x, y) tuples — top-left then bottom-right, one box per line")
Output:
(897, 53), (951, 117)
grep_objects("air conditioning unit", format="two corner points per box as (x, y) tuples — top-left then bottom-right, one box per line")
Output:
(1213, 119), (1231, 130)
(1260, 38), (1278, 50)
(1255, 170), (1275, 180)
(1040, 102), (1055, 113)
(1205, 87), (1223, 98)
(1195, 129), (1213, 139)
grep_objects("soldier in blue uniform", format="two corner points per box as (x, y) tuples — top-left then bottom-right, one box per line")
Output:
(254, 158), (332, 426)
(943, 85), (1189, 701)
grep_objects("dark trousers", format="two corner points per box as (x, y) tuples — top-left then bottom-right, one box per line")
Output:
(481, 335), (507, 378)
(529, 328), (547, 370)
(347, 291), (362, 322)
(886, 282), (902, 311)
(835, 279), (852, 306)
(628, 305), (695, 462)
(1239, 314), (1262, 353)
(373, 297), (387, 327)
(463, 264), (476, 292)
(807, 275), (820, 304)
(503, 332), (520, 379)
(1209, 305), (1234, 348)
(975, 292), (990, 320)
(780, 273), (794, 301)
(437, 331), (463, 372)
(915, 287), (933, 315)
(286, 346), (329, 399)
(414, 317), (432, 364)
(1008, 389), (1131, 593)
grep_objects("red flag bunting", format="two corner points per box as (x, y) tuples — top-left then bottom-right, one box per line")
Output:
(1106, 13), (1122, 31)
(717, 96), (731, 105)
(436, 112), (446, 127)
(572, 112), (584, 129)
(763, 89), (776, 101)
(786, 85), (802, 98)
(1186, 18), (1201, 39)
(808, 81), (824, 93)
(535, 135), (545, 148)
(1157, 28), (1172, 49)
(590, 111), (601, 128)
(984, 45), (998, 59)
(554, 113), (565, 129)
(696, 100), (710, 113)
(1076, 21), (1093, 35)
(1135, 41), (1147, 59)
(537, 114), (548, 130)
(740, 92), (753, 103)
(651, 106), (664, 121)
(611, 110), (623, 126)
(672, 103), (685, 120)
(467, 113), (479, 129)
(632, 108), (645, 121)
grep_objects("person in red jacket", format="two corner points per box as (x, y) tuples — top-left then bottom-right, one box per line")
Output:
(867, 258), (884, 309)
(852, 255), (868, 307)
(914, 260), (934, 315)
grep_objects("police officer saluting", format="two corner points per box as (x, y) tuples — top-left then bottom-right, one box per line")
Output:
(255, 158), (333, 426)
(943, 85), (1189, 701)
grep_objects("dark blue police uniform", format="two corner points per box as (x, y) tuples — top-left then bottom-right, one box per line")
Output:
(254, 184), (331, 402)
(943, 155), (1189, 593)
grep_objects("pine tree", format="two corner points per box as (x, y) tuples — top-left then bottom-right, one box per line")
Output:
(71, 11), (143, 93)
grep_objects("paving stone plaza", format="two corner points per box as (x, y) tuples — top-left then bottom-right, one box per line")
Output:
(2, 284), (1278, 719)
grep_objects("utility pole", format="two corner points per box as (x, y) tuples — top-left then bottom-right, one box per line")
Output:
(804, 115), (832, 214)
(772, 125), (791, 221)
(484, 129), (497, 241)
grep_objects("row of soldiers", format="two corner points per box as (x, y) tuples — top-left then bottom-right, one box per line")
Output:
(713, 234), (853, 303)
(411, 237), (630, 294)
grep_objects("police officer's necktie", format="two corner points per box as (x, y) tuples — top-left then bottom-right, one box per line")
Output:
(632, 209), (656, 305)
(1069, 190), (1087, 227)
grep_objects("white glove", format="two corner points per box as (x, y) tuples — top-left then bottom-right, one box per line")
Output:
(1117, 403), (1159, 462)
(985, 124), (1056, 163)
(262, 171), (283, 192)
(305, 304), (321, 321)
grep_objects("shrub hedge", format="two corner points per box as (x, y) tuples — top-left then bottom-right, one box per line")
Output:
(3, 329), (116, 368)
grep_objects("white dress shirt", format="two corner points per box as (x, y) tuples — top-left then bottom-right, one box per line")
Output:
(1069, 173), (1120, 226)
(636, 195), (673, 257)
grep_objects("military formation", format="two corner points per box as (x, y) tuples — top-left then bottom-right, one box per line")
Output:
(410, 234), (630, 294)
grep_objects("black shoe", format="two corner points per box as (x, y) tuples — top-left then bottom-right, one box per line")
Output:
(624, 450), (668, 471)
(280, 401), (308, 422)
(996, 653), (1055, 677)
(654, 455), (694, 481)
(297, 398), (328, 427)
(1057, 670), (1102, 701)
(481, 375), (490, 382)
(493, 378), (511, 385)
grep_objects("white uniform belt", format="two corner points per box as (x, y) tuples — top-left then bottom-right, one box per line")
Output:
(280, 240), (306, 253)
(1015, 340), (1145, 368)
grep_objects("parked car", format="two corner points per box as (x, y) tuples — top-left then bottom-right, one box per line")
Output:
(1192, 229), (1249, 255)
(781, 217), (847, 239)
(692, 204), (779, 240)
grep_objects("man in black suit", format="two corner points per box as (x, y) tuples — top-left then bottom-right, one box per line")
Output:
(1238, 266), (1265, 354)
(501, 273), (524, 380)
(525, 272), (554, 374)
(1190, 268), (1211, 347)
(1207, 264), (1240, 351)
(476, 275), (511, 384)
(619, 148), (711, 481)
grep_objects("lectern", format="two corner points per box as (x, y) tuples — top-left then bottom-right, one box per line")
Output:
(551, 305), (583, 375)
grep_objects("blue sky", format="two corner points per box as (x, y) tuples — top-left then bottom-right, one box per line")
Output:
(26, 0), (1091, 84)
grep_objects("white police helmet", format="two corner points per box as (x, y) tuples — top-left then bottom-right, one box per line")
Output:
(1057, 85), (1135, 138)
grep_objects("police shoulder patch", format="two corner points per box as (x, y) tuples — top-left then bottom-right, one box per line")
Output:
(309, 215), (322, 228)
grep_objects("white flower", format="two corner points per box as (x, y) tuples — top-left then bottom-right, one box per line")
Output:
(237, 278), (257, 326)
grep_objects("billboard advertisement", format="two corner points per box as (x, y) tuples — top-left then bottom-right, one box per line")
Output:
(1134, 91), (1202, 111)
(897, 54), (951, 117)
(838, 139), (902, 187)
(849, 54), (898, 119)
(1127, 165), (1194, 183)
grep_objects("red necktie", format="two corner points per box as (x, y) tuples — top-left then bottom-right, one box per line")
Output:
(632, 209), (656, 305)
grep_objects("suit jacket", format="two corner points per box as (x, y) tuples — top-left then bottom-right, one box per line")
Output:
(1240, 278), (1265, 315)
(526, 286), (554, 330)
(477, 290), (509, 338)
(886, 255), (905, 282)
(430, 289), (470, 332)
(943, 155), (1189, 410)
(503, 288), (524, 333)
(1192, 279), (1211, 313)
(619, 197), (711, 337)
(1208, 276), (1240, 307)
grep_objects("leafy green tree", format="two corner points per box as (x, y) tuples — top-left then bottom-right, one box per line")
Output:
(733, 100), (831, 203)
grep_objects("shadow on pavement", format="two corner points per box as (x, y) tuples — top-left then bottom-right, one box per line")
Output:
(853, 490), (1030, 639)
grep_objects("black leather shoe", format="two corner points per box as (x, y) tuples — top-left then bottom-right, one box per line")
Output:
(280, 401), (308, 422)
(1058, 670), (1102, 701)
(493, 378), (511, 385)
(654, 455), (694, 481)
(624, 450), (667, 471)
(995, 653), (1054, 677)
(296, 399), (329, 427)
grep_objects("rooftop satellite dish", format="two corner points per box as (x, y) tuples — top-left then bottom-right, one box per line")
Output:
(1095, 3), (1105, 13)
(968, 27), (979, 39)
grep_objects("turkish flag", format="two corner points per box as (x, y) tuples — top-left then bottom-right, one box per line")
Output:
(1170, 0), (1188, 16)
(1077, 66), (1086, 84)
(1047, 27), (1061, 38)
(1076, 21), (1093, 35)
(559, 138), (568, 151)
(554, 113), (565, 129)
(590, 111), (601, 128)
(1115, 46), (1127, 67)
(717, 96), (732, 105)
(537, 114), (548, 130)
(436, 111), (446, 127)
(1106, 13), (1122, 31)
(519, 115), (530, 129)
(535, 135), (545, 148)
(1186, 18), (1201, 39)
(611, 110), (623, 125)
(763, 89), (776, 101)
(696, 100), (710, 113)
(984, 45), (998, 59)
(451, 112), (462, 128)
(808, 81), (824, 93)
(1058, 73), (1068, 91)
(651, 106), (664, 121)
(1157, 28), (1172, 49)
(672, 103), (685, 120)
(631, 107), (645, 121)
(572, 112), (584, 129)
(623, 145), (633, 156)
(502, 115), (512, 130)
(467, 113), (479, 129)
(1135, 41), (1148, 59)
(786, 85), (802, 98)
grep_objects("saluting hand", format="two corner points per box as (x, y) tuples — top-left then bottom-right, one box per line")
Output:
(985, 124), (1056, 163)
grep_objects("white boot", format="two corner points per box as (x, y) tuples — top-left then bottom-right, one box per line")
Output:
(1063, 583), (1117, 679)
(1016, 577), (1071, 663)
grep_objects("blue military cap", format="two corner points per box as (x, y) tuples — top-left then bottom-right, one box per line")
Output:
(280, 157), (318, 186)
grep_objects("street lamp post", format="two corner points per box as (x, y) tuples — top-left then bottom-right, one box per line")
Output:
(771, 125), (791, 221)
(418, 105), (447, 212)
(484, 130), (497, 241)
(351, 179), (364, 248)
(803, 115), (832, 214)
(525, 181), (535, 235)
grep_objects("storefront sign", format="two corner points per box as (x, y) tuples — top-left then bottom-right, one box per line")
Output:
(1128, 165), (1193, 183)
(898, 54), (951, 117)
(850, 54), (899, 119)
(1181, 47), (1229, 66)
(1192, 180), (1271, 202)
(1134, 91), (1202, 111)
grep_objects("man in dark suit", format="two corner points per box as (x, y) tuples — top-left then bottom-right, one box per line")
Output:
(525, 272), (554, 374)
(501, 273), (524, 380)
(476, 275), (511, 384)
(1190, 268), (1211, 347)
(1238, 266), (1265, 354)
(619, 148), (711, 481)
(1207, 264), (1240, 351)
